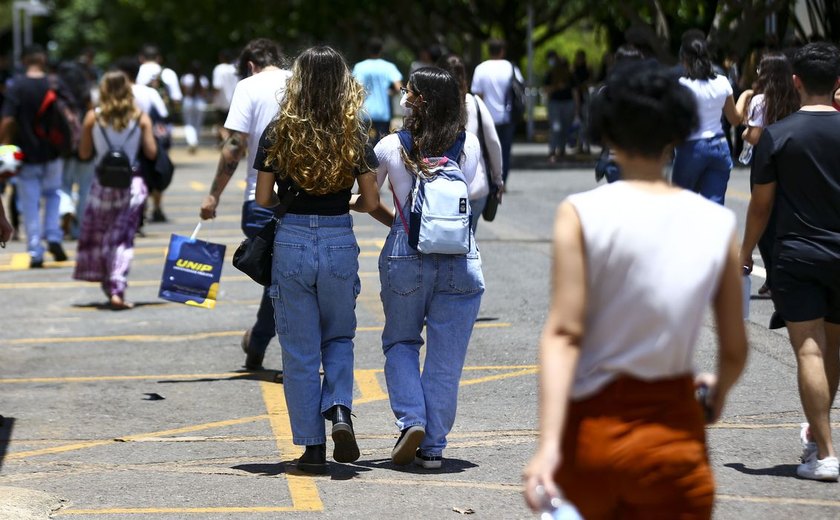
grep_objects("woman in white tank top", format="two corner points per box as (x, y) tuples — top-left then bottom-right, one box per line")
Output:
(522, 63), (748, 519)
(73, 71), (157, 310)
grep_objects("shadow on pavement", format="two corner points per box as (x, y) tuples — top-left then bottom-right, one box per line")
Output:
(724, 462), (798, 478)
(511, 153), (597, 172)
(0, 415), (13, 472)
(232, 462), (287, 476)
(72, 301), (170, 311)
(353, 457), (478, 475)
(157, 370), (281, 384)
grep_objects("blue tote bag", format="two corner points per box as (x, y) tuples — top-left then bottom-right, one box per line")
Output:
(159, 223), (226, 309)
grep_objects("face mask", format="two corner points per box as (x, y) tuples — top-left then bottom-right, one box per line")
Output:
(399, 93), (412, 109)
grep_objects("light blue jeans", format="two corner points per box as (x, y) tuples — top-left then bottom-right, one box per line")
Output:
(17, 159), (63, 261)
(672, 136), (733, 205)
(62, 157), (95, 238)
(269, 213), (360, 446)
(379, 214), (484, 457)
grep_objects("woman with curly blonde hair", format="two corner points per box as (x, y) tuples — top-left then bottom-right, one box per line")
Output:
(255, 45), (380, 474)
(73, 70), (157, 310)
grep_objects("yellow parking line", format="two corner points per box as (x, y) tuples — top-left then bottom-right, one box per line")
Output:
(189, 181), (207, 191)
(7, 323), (511, 345)
(354, 369), (388, 402)
(459, 368), (538, 387)
(58, 506), (299, 515)
(717, 494), (840, 508)
(0, 372), (266, 384)
(0, 272), (380, 289)
(6, 415), (266, 461)
(260, 381), (323, 511)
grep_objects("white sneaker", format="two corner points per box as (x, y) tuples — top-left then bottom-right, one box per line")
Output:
(800, 422), (817, 463)
(797, 453), (839, 481)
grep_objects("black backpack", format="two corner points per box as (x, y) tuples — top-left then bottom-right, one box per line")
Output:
(34, 82), (81, 159)
(95, 120), (139, 189)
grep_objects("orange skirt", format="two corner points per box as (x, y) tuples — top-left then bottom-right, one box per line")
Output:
(555, 375), (714, 520)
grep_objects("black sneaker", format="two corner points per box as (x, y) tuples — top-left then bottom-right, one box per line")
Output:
(241, 328), (265, 370)
(296, 443), (327, 474)
(327, 405), (359, 463)
(391, 425), (425, 466)
(414, 449), (442, 469)
(29, 258), (44, 269)
(151, 208), (168, 223)
(48, 242), (68, 262)
(769, 311), (785, 330)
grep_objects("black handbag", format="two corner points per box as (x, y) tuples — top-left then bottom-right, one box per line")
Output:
(474, 97), (500, 222)
(232, 186), (297, 286)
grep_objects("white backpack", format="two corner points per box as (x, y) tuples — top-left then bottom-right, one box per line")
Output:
(395, 130), (471, 254)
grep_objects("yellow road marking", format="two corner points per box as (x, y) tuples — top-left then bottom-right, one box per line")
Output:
(354, 369), (388, 402)
(459, 368), (538, 387)
(717, 494), (840, 508)
(58, 506), (299, 515)
(189, 181), (207, 191)
(6, 415), (265, 461)
(6, 322), (511, 345)
(10, 253), (29, 269)
(238, 180), (247, 189)
(727, 189), (751, 202)
(260, 380), (323, 511)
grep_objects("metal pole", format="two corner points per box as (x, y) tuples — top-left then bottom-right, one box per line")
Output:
(12, 3), (21, 67)
(23, 7), (32, 47)
(526, 1), (535, 142)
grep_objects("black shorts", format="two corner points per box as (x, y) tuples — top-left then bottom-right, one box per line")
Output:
(772, 255), (840, 324)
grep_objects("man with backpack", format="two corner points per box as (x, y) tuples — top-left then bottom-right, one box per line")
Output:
(0, 44), (68, 268)
(471, 39), (524, 184)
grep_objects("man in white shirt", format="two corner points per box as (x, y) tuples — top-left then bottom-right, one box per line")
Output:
(212, 49), (239, 142)
(471, 39), (523, 183)
(199, 38), (291, 371)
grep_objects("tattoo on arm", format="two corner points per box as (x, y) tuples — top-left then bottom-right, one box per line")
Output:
(209, 132), (248, 197)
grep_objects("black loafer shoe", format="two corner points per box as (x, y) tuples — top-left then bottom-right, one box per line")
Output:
(48, 242), (68, 262)
(241, 328), (265, 370)
(297, 443), (327, 474)
(769, 311), (786, 330)
(328, 405), (360, 463)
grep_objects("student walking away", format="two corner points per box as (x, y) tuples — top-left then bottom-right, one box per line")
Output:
(200, 38), (291, 371)
(438, 54), (503, 232)
(741, 42), (840, 482)
(180, 61), (211, 154)
(352, 38), (402, 144)
(0, 44), (68, 268)
(211, 49), (238, 142)
(522, 63), (748, 518)
(740, 53), (799, 301)
(254, 46), (380, 473)
(371, 67), (484, 470)
(471, 38), (523, 184)
(672, 37), (750, 205)
(543, 51), (578, 163)
(73, 71), (157, 310)
(571, 50), (592, 155)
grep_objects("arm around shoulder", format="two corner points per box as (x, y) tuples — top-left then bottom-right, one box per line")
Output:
(350, 171), (380, 213)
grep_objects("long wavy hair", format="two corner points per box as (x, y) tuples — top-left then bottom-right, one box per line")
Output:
(401, 67), (466, 176)
(680, 39), (715, 81)
(754, 53), (800, 126)
(97, 71), (139, 131)
(264, 46), (368, 195)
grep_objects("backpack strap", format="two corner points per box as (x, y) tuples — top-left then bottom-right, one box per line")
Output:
(98, 117), (140, 152)
(473, 96), (495, 190)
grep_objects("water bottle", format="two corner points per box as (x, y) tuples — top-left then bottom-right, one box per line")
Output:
(738, 143), (753, 165)
(742, 267), (751, 319)
(540, 496), (584, 520)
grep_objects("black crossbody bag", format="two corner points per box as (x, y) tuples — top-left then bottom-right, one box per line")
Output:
(474, 96), (500, 222)
(232, 185), (298, 286)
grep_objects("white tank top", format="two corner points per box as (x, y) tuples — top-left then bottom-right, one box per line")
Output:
(92, 117), (142, 166)
(566, 182), (736, 400)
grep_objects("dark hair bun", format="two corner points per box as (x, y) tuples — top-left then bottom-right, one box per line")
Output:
(590, 63), (698, 157)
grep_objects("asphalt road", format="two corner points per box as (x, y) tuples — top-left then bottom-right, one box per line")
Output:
(0, 143), (838, 519)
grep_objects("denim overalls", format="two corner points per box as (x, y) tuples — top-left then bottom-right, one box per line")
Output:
(269, 213), (360, 446)
(379, 199), (485, 458)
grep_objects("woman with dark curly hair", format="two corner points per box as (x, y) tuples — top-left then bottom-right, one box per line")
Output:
(522, 63), (747, 518)
(254, 46), (380, 474)
(372, 67), (484, 470)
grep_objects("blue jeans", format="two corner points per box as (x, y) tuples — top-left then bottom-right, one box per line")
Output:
(63, 157), (95, 238)
(378, 216), (484, 457)
(17, 160), (63, 260)
(672, 136), (733, 205)
(548, 99), (575, 156)
(469, 196), (486, 233)
(241, 201), (278, 354)
(495, 122), (515, 183)
(269, 213), (360, 445)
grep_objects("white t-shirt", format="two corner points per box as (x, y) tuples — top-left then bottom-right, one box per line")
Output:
(137, 63), (183, 103)
(212, 62), (238, 110)
(679, 74), (733, 140)
(746, 93), (765, 128)
(470, 59), (524, 125)
(566, 182), (736, 399)
(374, 132), (482, 208)
(465, 93), (503, 199)
(224, 68), (292, 201)
(132, 84), (168, 119)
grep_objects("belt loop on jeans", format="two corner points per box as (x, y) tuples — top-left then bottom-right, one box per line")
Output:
(309, 215), (318, 228)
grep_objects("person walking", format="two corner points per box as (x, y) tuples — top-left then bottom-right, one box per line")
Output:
(522, 63), (747, 518)
(672, 37), (749, 204)
(372, 67), (484, 470)
(352, 38), (402, 144)
(740, 53), (799, 299)
(543, 51), (578, 163)
(439, 54), (503, 232)
(0, 44), (68, 268)
(572, 49), (592, 155)
(73, 71), (157, 310)
(740, 42), (840, 482)
(211, 49), (238, 142)
(180, 61), (210, 154)
(200, 38), (290, 371)
(254, 46), (380, 473)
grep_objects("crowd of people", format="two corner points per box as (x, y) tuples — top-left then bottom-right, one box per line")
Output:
(0, 29), (839, 519)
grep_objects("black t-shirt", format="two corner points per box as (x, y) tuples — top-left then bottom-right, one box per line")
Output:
(752, 110), (840, 261)
(1, 76), (55, 163)
(253, 126), (378, 215)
